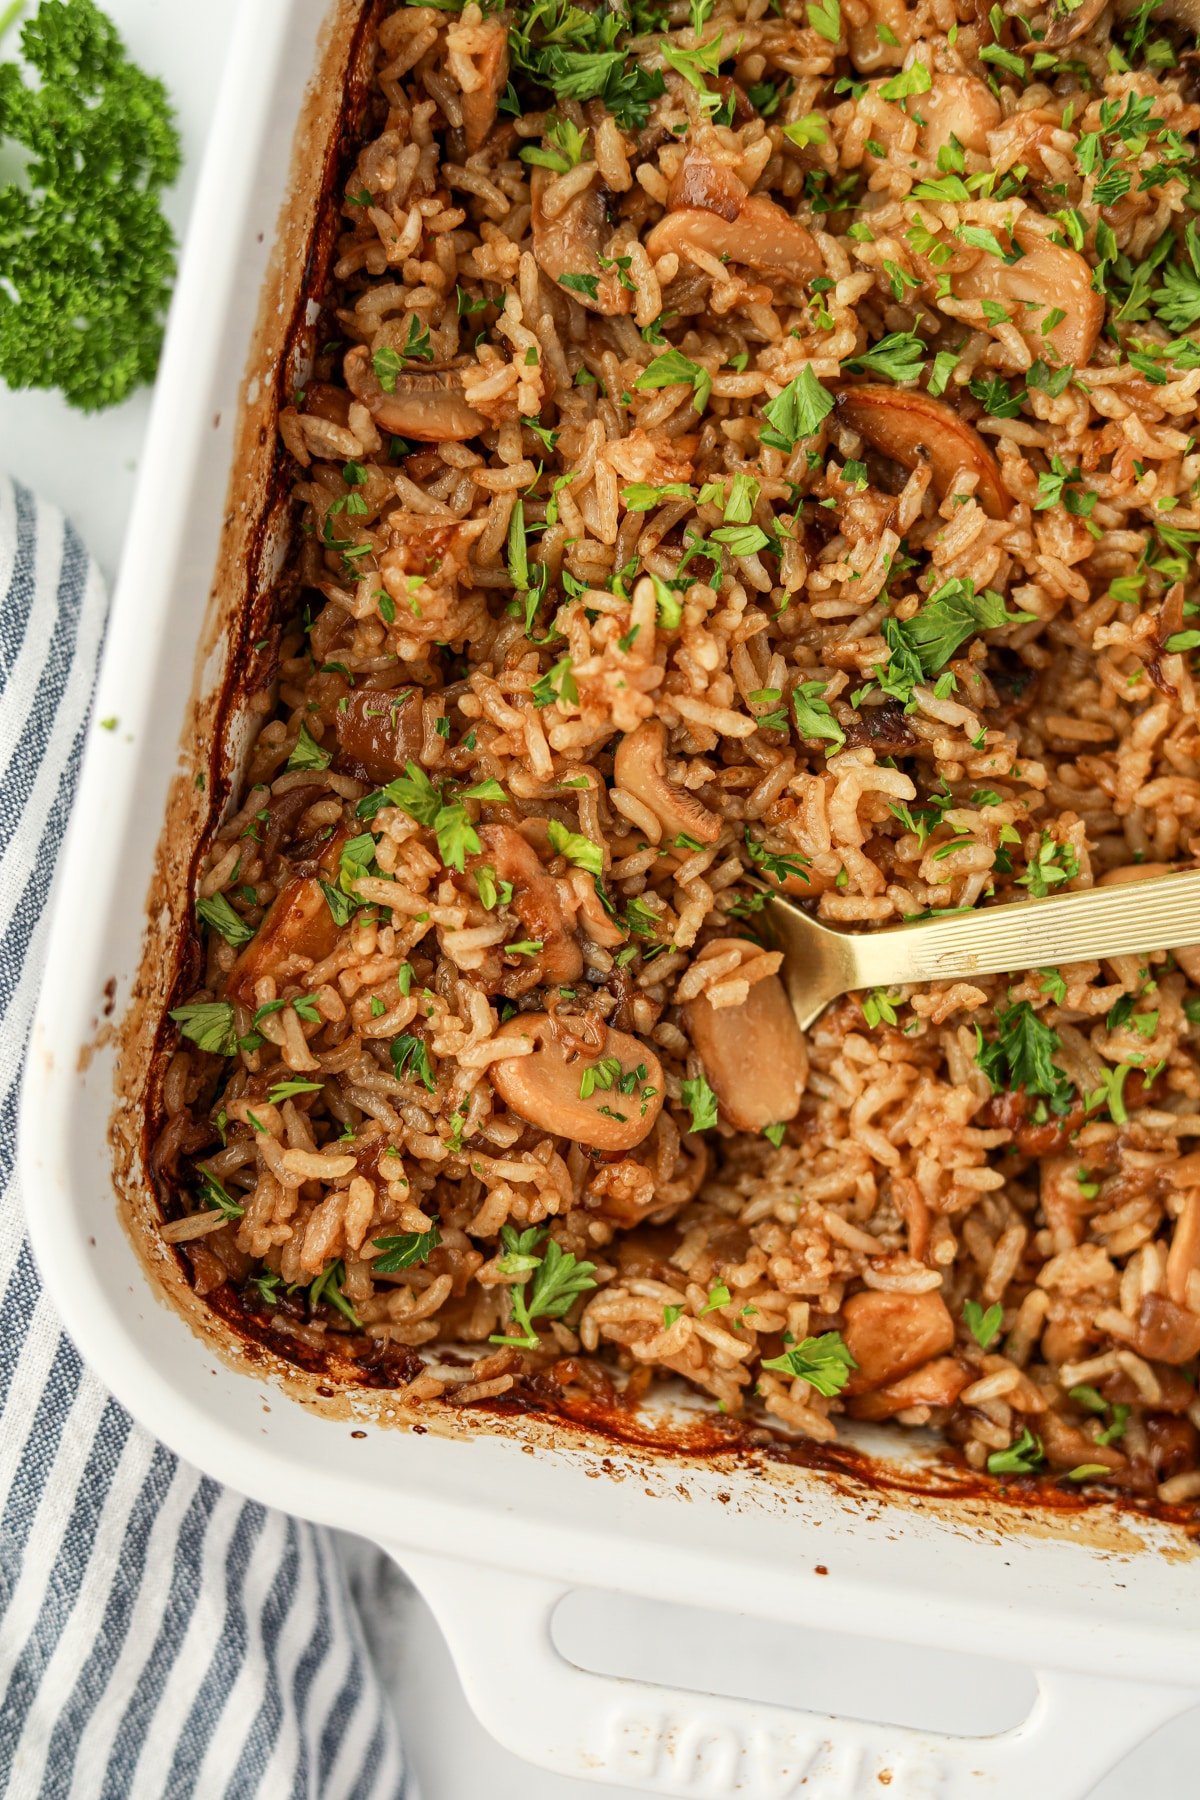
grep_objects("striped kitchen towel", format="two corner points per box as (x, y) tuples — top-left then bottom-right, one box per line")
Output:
(0, 476), (413, 1800)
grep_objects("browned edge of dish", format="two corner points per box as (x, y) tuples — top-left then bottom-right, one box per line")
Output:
(104, 0), (1199, 1553)
(109, 0), (389, 1379)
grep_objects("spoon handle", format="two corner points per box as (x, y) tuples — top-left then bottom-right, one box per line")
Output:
(847, 870), (1200, 992)
(767, 871), (1200, 1029)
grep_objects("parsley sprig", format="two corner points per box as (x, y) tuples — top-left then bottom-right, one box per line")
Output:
(488, 1230), (598, 1350)
(760, 1330), (857, 1397)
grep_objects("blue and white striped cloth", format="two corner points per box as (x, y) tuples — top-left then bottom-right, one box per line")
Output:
(0, 476), (413, 1799)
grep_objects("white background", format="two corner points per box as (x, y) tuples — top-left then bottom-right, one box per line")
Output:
(3, 3), (1198, 1794)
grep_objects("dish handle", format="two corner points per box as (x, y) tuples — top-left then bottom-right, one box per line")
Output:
(400, 1550), (1192, 1798)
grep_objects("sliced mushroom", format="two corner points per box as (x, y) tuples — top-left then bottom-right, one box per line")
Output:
(1129, 1292), (1200, 1365)
(1097, 861), (1175, 884)
(1156, 0), (1200, 29)
(646, 151), (821, 282)
(834, 386), (1010, 519)
(489, 1014), (664, 1150)
(682, 944), (808, 1132)
(333, 687), (424, 783)
(847, 1355), (970, 1420)
(918, 220), (1102, 369)
(226, 877), (340, 1006)
(668, 147), (746, 218)
(1168, 1194), (1200, 1306)
(1145, 1412), (1200, 1480)
(529, 166), (632, 316)
(469, 824), (584, 993)
(1025, 0), (1109, 49)
(614, 720), (721, 846)
(841, 1289), (956, 1393)
(344, 345), (486, 442)
(916, 75), (1001, 160)
(456, 17), (508, 154)
(1036, 1408), (1124, 1475)
(300, 383), (353, 429)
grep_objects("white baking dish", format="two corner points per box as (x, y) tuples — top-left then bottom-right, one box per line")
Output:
(18, 4), (1200, 1793)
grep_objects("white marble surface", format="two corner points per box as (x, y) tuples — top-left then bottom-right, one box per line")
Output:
(5, 4), (1197, 1794)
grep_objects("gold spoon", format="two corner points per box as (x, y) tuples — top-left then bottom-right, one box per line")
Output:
(763, 869), (1200, 1029)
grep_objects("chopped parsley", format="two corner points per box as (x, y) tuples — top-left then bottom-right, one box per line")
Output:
(761, 367), (835, 453)
(197, 1169), (242, 1222)
(547, 818), (603, 875)
(884, 579), (1035, 690)
(987, 1427), (1044, 1477)
(843, 329), (925, 384)
(169, 1000), (238, 1057)
(792, 680), (846, 749)
(391, 1032), (436, 1092)
(357, 760), (482, 872)
(963, 1299), (1003, 1351)
(195, 893), (254, 948)
(310, 1259), (360, 1329)
(488, 1235), (598, 1350)
(680, 1074), (719, 1132)
(760, 1330), (857, 1396)
(372, 1222), (441, 1273)
(1018, 833), (1080, 898)
(975, 1001), (1074, 1112)
(287, 721), (332, 772)
(635, 347), (712, 414)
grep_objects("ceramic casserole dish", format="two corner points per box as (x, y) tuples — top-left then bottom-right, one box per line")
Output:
(19, 3), (1200, 1793)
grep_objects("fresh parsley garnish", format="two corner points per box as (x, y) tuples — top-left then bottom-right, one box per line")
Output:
(391, 1032), (436, 1092)
(760, 367), (835, 453)
(987, 1427), (1044, 1476)
(547, 818), (603, 875)
(0, 0), (182, 410)
(635, 347), (712, 414)
(287, 721), (332, 772)
(760, 1331), (857, 1396)
(963, 1299), (1003, 1351)
(372, 1222), (441, 1273)
(843, 329), (926, 383)
(488, 1235), (598, 1350)
(792, 680), (846, 749)
(309, 1259), (361, 1328)
(169, 1000), (238, 1057)
(975, 1001), (1074, 1111)
(195, 893), (254, 948)
(680, 1074), (719, 1132)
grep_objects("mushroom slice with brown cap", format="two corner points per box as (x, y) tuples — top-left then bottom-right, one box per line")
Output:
(645, 149), (822, 283)
(834, 385), (1010, 519)
(1022, 0), (1109, 48)
(489, 1014), (664, 1150)
(682, 942), (808, 1132)
(468, 824), (584, 994)
(917, 219), (1102, 369)
(529, 167), (632, 316)
(614, 720), (721, 846)
(916, 75), (1001, 159)
(226, 877), (339, 1006)
(333, 687), (424, 784)
(343, 344), (487, 442)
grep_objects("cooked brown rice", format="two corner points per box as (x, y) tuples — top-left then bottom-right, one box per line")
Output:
(156, 0), (1200, 1503)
